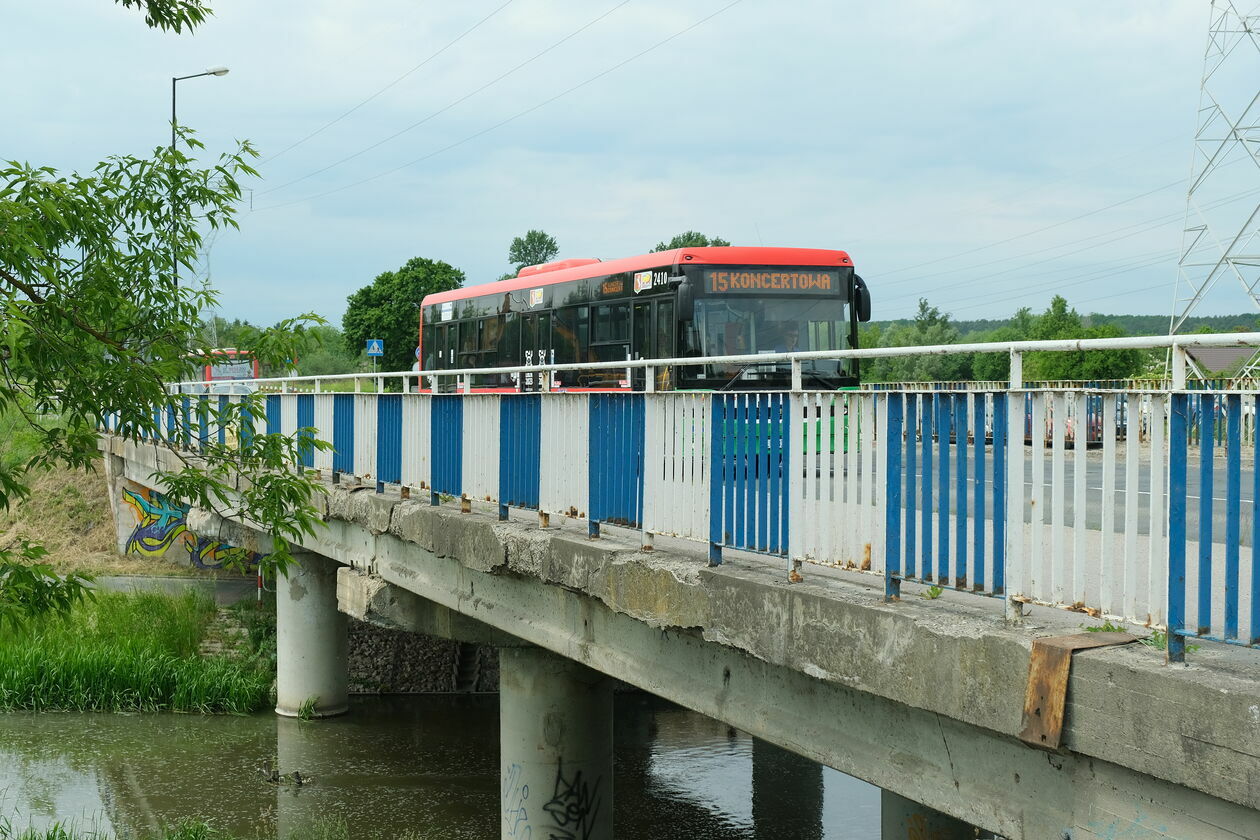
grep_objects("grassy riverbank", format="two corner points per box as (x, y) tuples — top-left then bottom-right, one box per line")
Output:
(0, 463), (215, 578)
(0, 590), (271, 713)
(0, 817), (413, 840)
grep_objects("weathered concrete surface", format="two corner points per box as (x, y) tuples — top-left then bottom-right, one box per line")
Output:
(500, 646), (613, 840)
(110, 438), (1260, 839)
(337, 566), (523, 647)
(275, 551), (347, 718)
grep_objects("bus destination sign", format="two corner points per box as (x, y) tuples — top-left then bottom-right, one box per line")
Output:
(704, 269), (839, 294)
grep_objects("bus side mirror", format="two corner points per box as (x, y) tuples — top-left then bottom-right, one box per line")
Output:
(854, 274), (871, 322)
(676, 277), (695, 321)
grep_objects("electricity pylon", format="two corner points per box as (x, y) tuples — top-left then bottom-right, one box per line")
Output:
(1169, 0), (1260, 376)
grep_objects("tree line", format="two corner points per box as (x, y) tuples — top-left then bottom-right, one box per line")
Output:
(860, 296), (1258, 383)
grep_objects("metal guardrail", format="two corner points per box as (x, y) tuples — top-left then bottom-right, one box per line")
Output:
(102, 333), (1260, 661)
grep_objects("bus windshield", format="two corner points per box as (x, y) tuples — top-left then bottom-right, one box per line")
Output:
(696, 297), (849, 355)
(692, 297), (852, 385)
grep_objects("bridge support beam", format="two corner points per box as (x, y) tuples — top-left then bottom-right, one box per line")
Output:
(276, 551), (348, 718)
(499, 646), (613, 840)
(881, 790), (974, 839)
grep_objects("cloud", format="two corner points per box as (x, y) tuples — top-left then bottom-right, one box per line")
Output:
(4, 0), (1250, 327)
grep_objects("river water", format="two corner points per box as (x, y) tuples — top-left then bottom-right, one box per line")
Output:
(0, 694), (878, 838)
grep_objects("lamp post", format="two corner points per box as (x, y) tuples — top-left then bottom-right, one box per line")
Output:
(171, 66), (229, 151)
(170, 66), (228, 287)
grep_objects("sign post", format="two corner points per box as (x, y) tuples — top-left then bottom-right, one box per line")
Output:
(366, 339), (384, 376)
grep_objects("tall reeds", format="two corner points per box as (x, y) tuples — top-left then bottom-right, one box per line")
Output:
(0, 591), (270, 713)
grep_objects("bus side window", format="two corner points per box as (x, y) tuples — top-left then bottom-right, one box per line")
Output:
(495, 313), (521, 370)
(553, 307), (580, 366)
(434, 324), (447, 368)
(656, 300), (675, 358)
(576, 306), (590, 360)
(480, 315), (505, 360)
(459, 319), (479, 365)
(476, 315), (506, 386)
(422, 323), (436, 369)
(590, 302), (630, 385)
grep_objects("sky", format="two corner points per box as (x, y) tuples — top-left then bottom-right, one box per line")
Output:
(4, 0), (1256, 327)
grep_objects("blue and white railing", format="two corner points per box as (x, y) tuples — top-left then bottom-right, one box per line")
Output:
(102, 332), (1260, 661)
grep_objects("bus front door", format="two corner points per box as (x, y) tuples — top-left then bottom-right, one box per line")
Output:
(435, 324), (457, 393)
(522, 312), (551, 392)
(632, 299), (674, 391)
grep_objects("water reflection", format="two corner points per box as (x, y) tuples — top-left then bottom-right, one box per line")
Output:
(0, 694), (878, 838)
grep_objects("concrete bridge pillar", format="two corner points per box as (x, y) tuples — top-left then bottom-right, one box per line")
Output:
(753, 737), (823, 840)
(499, 646), (613, 840)
(881, 790), (974, 840)
(275, 551), (348, 718)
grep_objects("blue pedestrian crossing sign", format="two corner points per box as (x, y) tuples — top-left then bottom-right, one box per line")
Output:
(365, 339), (384, 357)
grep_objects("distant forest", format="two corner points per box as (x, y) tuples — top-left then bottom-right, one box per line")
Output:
(859, 299), (1259, 383)
(871, 312), (1259, 337)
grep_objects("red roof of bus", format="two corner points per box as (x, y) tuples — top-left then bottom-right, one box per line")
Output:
(421, 246), (853, 307)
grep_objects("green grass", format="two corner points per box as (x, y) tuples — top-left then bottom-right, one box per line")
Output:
(228, 591), (277, 673)
(1082, 620), (1199, 653)
(0, 817), (426, 840)
(0, 406), (49, 471)
(0, 591), (271, 713)
(0, 818), (236, 840)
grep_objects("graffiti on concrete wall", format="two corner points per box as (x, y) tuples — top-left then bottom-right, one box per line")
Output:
(501, 762), (531, 839)
(543, 759), (602, 840)
(121, 484), (262, 569)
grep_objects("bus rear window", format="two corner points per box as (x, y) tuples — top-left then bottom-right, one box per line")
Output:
(209, 360), (254, 380)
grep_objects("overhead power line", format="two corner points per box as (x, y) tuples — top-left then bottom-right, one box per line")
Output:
(875, 153), (1252, 287)
(876, 182), (1260, 303)
(877, 178), (1185, 278)
(943, 252), (1182, 316)
(880, 249), (1177, 310)
(257, 0), (635, 197)
(263, 0), (520, 165)
(255, 0), (744, 212)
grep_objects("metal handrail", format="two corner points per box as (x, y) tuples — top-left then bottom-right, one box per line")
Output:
(171, 331), (1260, 388)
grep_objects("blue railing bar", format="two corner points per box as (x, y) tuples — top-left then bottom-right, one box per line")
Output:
(972, 393), (986, 591)
(905, 395), (918, 579)
(954, 395), (967, 588)
(1168, 394), (1189, 663)
(1225, 394), (1241, 641)
(885, 394), (904, 600)
(1253, 395), (1260, 646)
(921, 394), (933, 581)
(937, 394), (949, 585)
(1198, 393), (1214, 636)
(992, 395), (1007, 595)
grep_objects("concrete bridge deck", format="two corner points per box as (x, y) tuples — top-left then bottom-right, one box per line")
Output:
(104, 435), (1260, 839)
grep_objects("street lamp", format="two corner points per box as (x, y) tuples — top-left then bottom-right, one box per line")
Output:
(170, 67), (228, 287)
(171, 66), (229, 151)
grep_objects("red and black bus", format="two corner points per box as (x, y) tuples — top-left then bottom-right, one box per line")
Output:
(419, 246), (870, 391)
